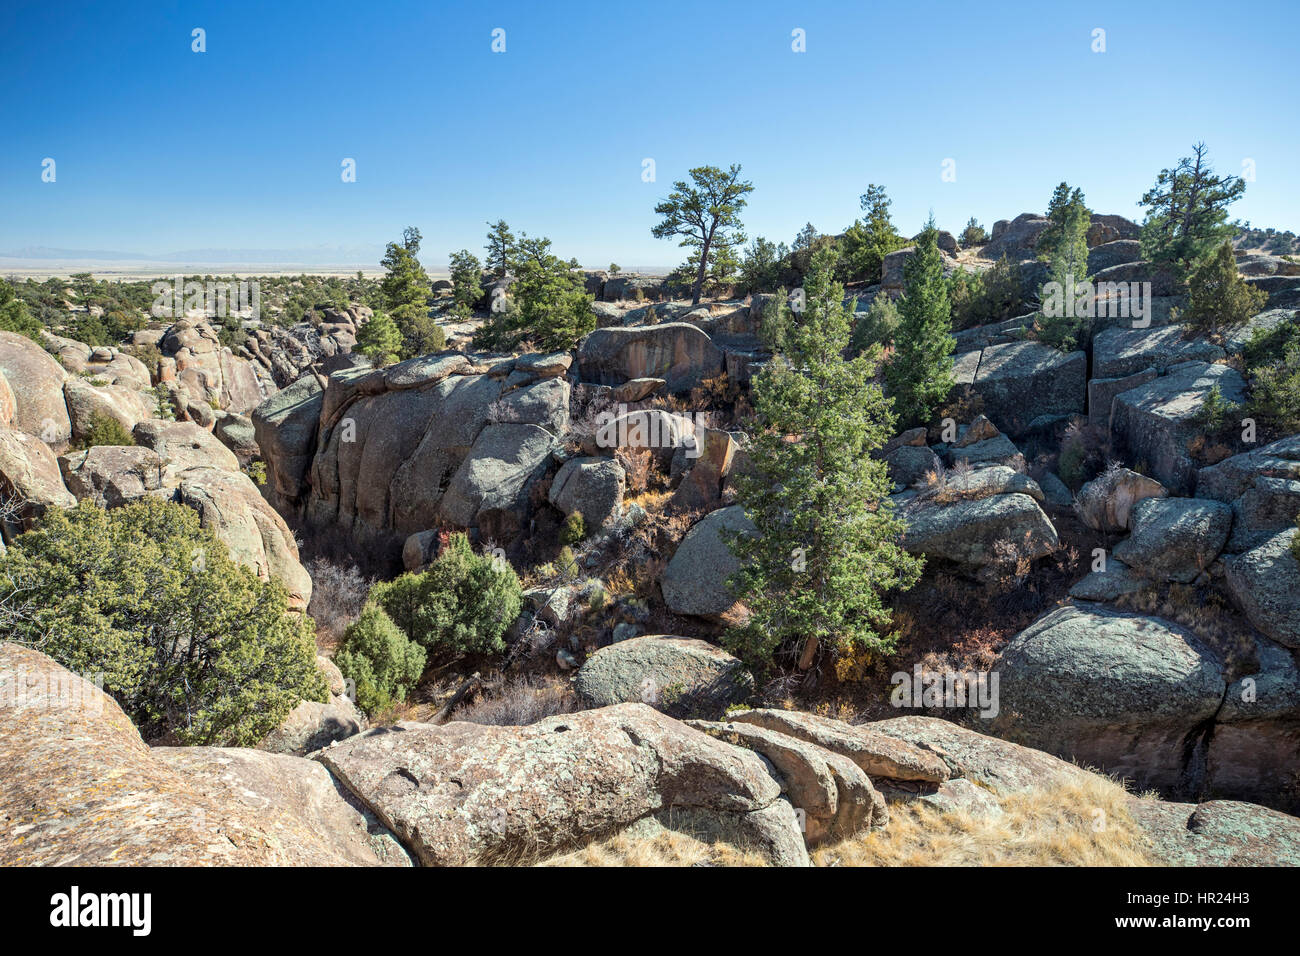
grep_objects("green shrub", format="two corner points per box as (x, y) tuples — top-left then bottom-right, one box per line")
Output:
(559, 510), (587, 545)
(850, 294), (900, 356)
(369, 532), (523, 656)
(335, 604), (426, 713)
(78, 411), (136, 450)
(0, 498), (325, 745)
(1185, 242), (1268, 338)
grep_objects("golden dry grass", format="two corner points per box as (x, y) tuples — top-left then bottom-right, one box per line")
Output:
(814, 774), (1154, 867)
(538, 828), (769, 867)
(534, 774), (1156, 867)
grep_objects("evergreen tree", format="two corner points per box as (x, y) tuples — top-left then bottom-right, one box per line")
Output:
(726, 245), (922, 675)
(841, 184), (908, 283)
(448, 249), (483, 310)
(484, 220), (517, 278)
(1035, 183), (1092, 352)
(1184, 241), (1267, 338)
(354, 310), (403, 366)
(651, 164), (754, 306)
(885, 219), (955, 427)
(380, 227), (437, 357)
(960, 217), (988, 247)
(1139, 143), (1246, 272)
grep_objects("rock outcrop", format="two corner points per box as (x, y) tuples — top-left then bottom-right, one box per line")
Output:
(576, 323), (724, 393)
(575, 636), (753, 719)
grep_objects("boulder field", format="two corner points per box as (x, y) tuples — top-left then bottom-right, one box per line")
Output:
(5, 643), (1297, 866)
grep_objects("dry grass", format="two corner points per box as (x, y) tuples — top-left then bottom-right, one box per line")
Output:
(814, 775), (1153, 867)
(452, 674), (578, 726)
(538, 828), (769, 867)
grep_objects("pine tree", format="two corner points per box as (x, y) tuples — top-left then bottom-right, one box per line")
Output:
(726, 245), (922, 675)
(841, 184), (908, 283)
(885, 219), (955, 427)
(484, 220), (517, 278)
(448, 249), (483, 310)
(651, 164), (754, 306)
(354, 311), (403, 366)
(1035, 183), (1092, 352)
(380, 226), (436, 358)
(1139, 143), (1246, 272)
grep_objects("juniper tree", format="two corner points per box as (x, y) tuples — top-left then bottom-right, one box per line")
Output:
(448, 249), (483, 310)
(651, 164), (754, 306)
(1184, 241), (1267, 339)
(885, 218), (955, 427)
(841, 184), (908, 283)
(354, 310), (403, 366)
(726, 245), (922, 675)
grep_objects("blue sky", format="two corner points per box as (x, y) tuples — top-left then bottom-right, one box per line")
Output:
(2, 0), (1296, 268)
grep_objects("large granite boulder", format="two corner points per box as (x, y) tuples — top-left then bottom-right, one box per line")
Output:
(991, 605), (1225, 793)
(575, 636), (753, 719)
(548, 456), (626, 529)
(58, 445), (166, 508)
(251, 374), (323, 510)
(177, 466), (313, 609)
(1086, 239), (1143, 273)
(898, 492), (1058, 567)
(661, 506), (756, 617)
(1093, 324), (1225, 379)
(1073, 465), (1167, 532)
(576, 323), (724, 393)
(0, 424), (75, 532)
(1111, 496), (1233, 583)
(1110, 361), (1247, 494)
(305, 355), (568, 560)
(0, 643), (408, 866)
(961, 341), (1086, 436)
(688, 717), (887, 843)
(1224, 528), (1300, 648)
(132, 419), (240, 479)
(0, 330), (71, 447)
(314, 703), (807, 866)
(63, 378), (154, 442)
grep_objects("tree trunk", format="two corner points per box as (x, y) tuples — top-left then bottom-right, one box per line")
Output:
(692, 233), (713, 307)
(797, 635), (819, 671)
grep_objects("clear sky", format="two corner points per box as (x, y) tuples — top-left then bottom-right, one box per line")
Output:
(2, 0), (1297, 268)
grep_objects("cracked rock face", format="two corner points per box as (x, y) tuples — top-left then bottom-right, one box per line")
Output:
(991, 605), (1226, 795)
(314, 703), (796, 866)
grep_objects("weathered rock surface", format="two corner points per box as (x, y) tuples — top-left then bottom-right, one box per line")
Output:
(661, 505), (756, 617)
(177, 466), (313, 609)
(576, 323), (724, 393)
(133, 419), (240, 478)
(58, 445), (166, 508)
(729, 710), (952, 783)
(259, 697), (366, 757)
(549, 455), (626, 529)
(63, 378), (154, 441)
(1111, 496), (1232, 583)
(0, 330), (71, 446)
(1093, 324), (1225, 379)
(0, 424), (75, 530)
(251, 373), (323, 509)
(1074, 466), (1167, 532)
(1225, 528), (1300, 648)
(688, 718), (886, 843)
(315, 703), (807, 866)
(991, 605), (1225, 793)
(898, 492), (1058, 568)
(0, 643), (405, 866)
(963, 341), (1086, 436)
(575, 636), (753, 719)
(1110, 361), (1247, 494)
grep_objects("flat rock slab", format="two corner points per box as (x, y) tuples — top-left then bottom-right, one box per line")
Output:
(1112, 496), (1232, 583)
(1093, 324), (1225, 379)
(315, 703), (791, 866)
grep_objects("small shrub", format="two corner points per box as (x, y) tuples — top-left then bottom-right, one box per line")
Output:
(0, 498), (324, 745)
(1184, 241), (1267, 339)
(559, 510), (587, 545)
(78, 411), (135, 450)
(453, 675), (578, 726)
(850, 294), (900, 356)
(370, 532), (523, 657)
(335, 604), (426, 714)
